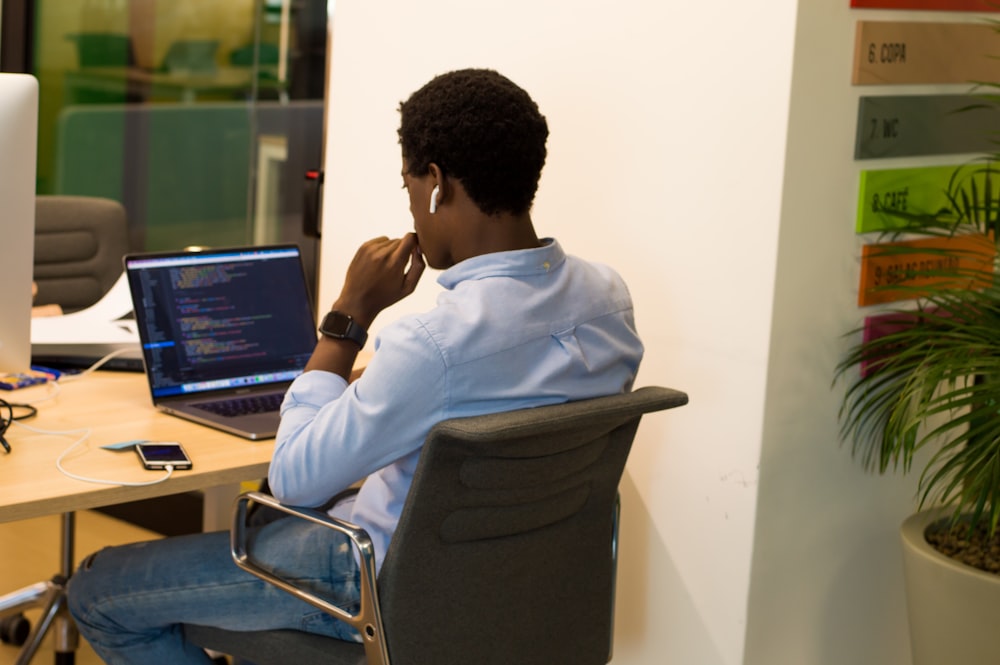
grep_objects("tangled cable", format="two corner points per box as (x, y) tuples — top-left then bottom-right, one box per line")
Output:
(0, 397), (37, 453)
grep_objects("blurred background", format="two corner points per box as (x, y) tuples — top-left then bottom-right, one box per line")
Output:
(0, 0), (330, 286)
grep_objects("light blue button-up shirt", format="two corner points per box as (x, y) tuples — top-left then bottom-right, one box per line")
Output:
(270, 239), (643, 570)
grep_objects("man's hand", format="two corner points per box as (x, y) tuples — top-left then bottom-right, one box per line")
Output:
(333, 233), (425, 328)
(305, 234), (424, 378)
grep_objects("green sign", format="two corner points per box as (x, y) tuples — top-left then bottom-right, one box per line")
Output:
(856, 162), (1000, 233)
(857, 165), (957, 233)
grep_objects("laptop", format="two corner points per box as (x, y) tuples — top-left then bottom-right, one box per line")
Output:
(124, 245), (318, 440)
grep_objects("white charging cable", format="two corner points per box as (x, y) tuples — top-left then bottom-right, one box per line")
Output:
(24, 347), (135, 404)
(58, 347), (136, 381)
(11, 349), (173, 486)
(12, 419), (174, 486)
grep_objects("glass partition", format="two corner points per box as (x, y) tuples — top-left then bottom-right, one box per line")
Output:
(15, 0), (327, 282)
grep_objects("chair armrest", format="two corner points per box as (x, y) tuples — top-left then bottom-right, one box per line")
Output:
(230, 491), (391, 665)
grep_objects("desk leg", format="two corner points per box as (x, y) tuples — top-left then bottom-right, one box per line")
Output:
(202, 484), (241, 532)
(55, 513), (79, 664)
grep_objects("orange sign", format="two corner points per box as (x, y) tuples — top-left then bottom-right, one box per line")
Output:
(858, 234), (995, 306)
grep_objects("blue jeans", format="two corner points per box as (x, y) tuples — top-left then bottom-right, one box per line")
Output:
(67, 516), (362, 665)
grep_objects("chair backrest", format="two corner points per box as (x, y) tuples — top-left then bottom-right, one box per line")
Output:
(33, 195), (128, 313)
(376, 386), (688, 665)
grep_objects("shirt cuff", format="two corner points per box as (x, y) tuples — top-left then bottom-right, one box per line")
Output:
(281, 369), (349, 412)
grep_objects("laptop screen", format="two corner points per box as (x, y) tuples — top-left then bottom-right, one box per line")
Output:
(125, 246), (318, 399)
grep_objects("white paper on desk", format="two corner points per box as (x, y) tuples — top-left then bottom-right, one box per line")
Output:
(31, 273), (139, 345)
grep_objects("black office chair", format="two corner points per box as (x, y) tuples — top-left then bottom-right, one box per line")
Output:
(32, 195), (128, 313)
(185, 385), (689, 665)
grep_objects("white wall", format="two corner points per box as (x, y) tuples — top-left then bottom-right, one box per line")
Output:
(314, 1), (831, 663)
(320, 2), (794, 662)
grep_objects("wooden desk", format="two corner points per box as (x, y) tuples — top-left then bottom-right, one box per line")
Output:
(0, 371), (273, 524)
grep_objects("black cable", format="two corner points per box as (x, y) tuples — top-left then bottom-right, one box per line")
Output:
(0, 399), (12, 453)
(0, 398), (38, 454)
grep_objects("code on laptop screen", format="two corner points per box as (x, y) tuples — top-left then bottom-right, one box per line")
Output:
(126, 247), (318, 398)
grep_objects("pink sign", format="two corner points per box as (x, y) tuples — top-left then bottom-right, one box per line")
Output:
(861, 311), (919, 377)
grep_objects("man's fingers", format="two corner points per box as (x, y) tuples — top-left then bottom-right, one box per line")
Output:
(403, 246), (426, 293)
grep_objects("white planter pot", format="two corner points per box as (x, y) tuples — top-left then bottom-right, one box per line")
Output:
(900, 509), (1000, 665)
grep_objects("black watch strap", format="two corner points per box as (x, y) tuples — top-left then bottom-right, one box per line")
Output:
(318, 310), (368, 349)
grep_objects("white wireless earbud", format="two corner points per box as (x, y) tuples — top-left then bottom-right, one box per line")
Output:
(429, 186), (440, 214)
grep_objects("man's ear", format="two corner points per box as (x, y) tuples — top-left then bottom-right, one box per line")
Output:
(427, 163), (446, 207)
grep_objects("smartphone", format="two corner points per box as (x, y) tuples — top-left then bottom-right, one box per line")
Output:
(135, 442), (193, 470)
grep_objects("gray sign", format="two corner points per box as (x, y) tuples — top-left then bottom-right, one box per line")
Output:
(855, 94), (1000, 159)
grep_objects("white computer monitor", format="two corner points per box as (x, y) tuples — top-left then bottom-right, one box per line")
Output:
(0, 73), (38, 373)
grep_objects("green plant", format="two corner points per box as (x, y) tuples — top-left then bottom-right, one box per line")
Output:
(835, 162), (1000, 536)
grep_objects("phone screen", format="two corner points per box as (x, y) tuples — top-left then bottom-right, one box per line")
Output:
(136, 443), (192, 469)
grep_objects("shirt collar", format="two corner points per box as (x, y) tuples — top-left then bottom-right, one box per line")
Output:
(437, 238), (565, 289)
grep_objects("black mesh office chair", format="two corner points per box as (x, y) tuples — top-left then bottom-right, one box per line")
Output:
(32, 195), (128, 313)
(185, 385), (689, 665)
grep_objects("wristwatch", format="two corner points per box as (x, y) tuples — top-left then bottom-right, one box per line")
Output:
(318, 311), (368, 349)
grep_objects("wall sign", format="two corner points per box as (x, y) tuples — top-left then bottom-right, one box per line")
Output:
(855, 95), (997, 159)
(858, 233), (993, 306)
(857, 165), (961, 233)
(853, 21), (1000, 85)
(860, 308), (951, 375)
(861, 311), (918, 376)
(852, 0), (1000, 10)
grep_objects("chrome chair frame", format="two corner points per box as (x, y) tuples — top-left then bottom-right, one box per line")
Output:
(231, 492), (390, 665)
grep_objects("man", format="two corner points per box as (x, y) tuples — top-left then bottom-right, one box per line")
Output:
(68, 68), (643, 664)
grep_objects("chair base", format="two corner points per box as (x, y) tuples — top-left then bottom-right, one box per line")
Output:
(0, 512), (79, 665)
(0, 576), (77, 665)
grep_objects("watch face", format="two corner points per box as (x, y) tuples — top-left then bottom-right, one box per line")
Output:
(319, 311), (367, 348)
(321, 311), (352, 336)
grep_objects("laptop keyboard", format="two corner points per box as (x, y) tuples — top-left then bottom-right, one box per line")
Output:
(193, 393), (284, 418)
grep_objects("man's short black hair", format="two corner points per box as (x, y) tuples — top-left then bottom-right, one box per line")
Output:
(398, 68), (549, 217)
